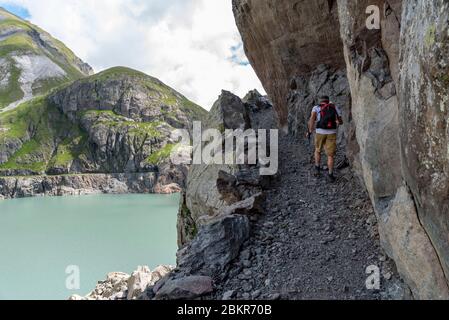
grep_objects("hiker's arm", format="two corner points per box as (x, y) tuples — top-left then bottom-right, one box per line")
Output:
(336, 106), (343, 126)
(337, 116), (343, 126)
(308, 112), (317, 134)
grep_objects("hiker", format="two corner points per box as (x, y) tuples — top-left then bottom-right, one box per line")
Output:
(306, 96), (343, 182)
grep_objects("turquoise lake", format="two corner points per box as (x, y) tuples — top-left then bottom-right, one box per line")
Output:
(0, 193), (180, 300)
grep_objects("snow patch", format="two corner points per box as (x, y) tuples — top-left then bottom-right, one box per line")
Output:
(14, 54), (67, 83)
(0, 58), (11, 89)
(1, 54), (67, 112)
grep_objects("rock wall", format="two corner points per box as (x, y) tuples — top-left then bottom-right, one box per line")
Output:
(233, 0), (449, 299)
(399, 0), (449, 292)
(287, 65), (351, 146)
(232, 0), (345, 128)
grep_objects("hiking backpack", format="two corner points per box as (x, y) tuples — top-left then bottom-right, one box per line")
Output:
(317, 103), (338, 130)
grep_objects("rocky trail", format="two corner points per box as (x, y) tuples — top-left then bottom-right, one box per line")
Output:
(210, 134), (406, 300)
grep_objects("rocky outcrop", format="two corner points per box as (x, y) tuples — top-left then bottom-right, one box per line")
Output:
(48, 67), (205, 128)
(233, 0), (449, 299)
(178, 90), (276, 246)
(70, 265), (174, 300)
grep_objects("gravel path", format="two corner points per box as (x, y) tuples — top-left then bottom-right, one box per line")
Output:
(210, 134), (406, 300)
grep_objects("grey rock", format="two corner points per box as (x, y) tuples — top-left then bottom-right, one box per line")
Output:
(222, 290), (235, 300)
(177, 215), (251, 279)
(242, 293), (250, 300)
(154, 276), (213, 300)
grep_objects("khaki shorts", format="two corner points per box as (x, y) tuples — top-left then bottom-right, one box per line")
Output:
(315, 133), (337, 157)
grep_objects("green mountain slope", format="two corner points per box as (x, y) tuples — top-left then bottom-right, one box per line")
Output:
(0, 7), (93, 111)
(0, 67), (207, 176)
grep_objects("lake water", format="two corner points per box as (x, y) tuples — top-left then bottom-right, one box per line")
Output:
(0, 193), (180, 300)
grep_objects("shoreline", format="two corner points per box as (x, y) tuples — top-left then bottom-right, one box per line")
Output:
(0, 172), (182, 200)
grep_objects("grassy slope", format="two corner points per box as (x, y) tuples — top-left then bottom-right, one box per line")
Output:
(0, 10), (88, 109)
(0, 96), (85, 173)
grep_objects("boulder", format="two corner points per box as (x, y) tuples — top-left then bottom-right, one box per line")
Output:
(154, 276), (213, 300)
(207, 90), (250, 130)
(220, 193), (265, 217)
(127, 265), (174, 300)
(177, 215), (250, 279)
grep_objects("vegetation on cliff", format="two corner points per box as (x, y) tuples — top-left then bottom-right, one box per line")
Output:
(0, 66), (206, 176)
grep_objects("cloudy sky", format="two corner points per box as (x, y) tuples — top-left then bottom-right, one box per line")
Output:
(0, 0), (265, 109)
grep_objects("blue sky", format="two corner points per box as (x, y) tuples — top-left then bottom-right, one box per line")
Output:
(0, 0), (264, 109)
(0, 3), (30, 18)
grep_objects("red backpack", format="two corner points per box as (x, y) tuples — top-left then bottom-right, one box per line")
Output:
(317, 103), (337, 130)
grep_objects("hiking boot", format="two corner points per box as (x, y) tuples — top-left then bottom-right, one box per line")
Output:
(327, 173), (336, 183)
(314, 166), (321, 177)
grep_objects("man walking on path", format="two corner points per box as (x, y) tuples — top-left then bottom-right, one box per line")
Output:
(307, 96), (343, 182)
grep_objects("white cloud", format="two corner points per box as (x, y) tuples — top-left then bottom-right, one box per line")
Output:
(0, 0), (265, 109)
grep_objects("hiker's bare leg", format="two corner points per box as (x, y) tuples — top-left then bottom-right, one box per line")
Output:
(315, 150), (321, 167)
(328, 155), (335, 174)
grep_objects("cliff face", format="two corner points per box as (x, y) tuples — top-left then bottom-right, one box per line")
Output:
(232, 0), (345, 129)
(399, 0), (449, 293)
(234, 0), (449, 299)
